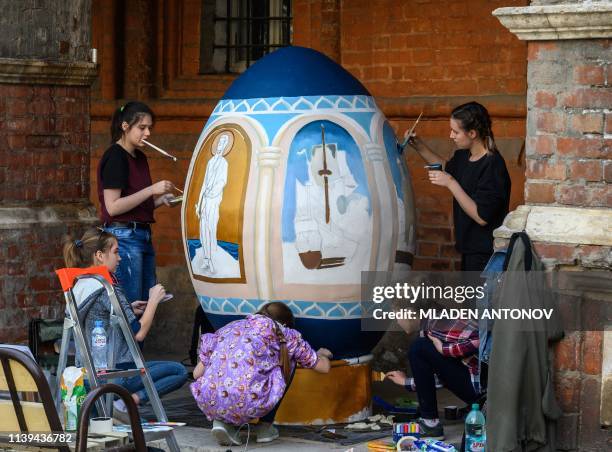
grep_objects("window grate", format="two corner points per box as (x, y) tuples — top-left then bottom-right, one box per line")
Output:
(200, 0), (292, 74)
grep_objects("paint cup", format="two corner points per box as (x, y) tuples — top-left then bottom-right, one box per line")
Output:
(89, 416), (113, 434)
(168, 195), (183, 206)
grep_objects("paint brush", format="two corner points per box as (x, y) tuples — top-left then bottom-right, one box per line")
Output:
(142, 140), (178, 162)
(399, 111), (423, 150)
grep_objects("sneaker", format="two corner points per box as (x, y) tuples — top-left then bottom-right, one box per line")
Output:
(255, 422), (279, 443)
(112, 405), (131, 425)
(212, 420), (242, 446)
(417, 418), (445, 440)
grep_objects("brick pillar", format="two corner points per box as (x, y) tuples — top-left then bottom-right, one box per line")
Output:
(494, 3), (611, 450)
(0, 1), (97, 343)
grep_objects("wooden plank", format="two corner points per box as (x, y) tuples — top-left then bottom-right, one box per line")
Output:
(0, 401), (52, 431)
(0, 361), (38, 392)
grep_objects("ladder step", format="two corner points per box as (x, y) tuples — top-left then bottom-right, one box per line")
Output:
(97, 368), (143, 379)
(142, 428), (175, 443)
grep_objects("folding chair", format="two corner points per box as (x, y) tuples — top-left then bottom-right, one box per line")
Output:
(76, 383), (147, 452)
(0, 345), (69, 451)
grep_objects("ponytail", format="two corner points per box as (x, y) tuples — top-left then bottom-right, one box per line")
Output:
(110, 101), (155, 143)
(451, 101), (499, 154)
(257, 302), (295, 383)
(62, 227), (116, 268)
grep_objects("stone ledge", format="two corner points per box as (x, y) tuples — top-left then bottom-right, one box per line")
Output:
(493, 3), (612, 40)
(494, 204), (612, 246)
(0, 58), (98, 86)
(0, 204), (98, 229)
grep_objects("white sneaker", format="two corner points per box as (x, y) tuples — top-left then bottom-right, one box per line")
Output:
(212, 420), (242, 446)
(255, 422), (280, 443)
(112, 400), (131, 425)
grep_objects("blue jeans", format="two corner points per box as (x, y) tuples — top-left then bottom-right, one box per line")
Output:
(105, 226), (156, 303)
(116, 360), (188, 404)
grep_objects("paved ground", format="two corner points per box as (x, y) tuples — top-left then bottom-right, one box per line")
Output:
(144, 355), (466, 451)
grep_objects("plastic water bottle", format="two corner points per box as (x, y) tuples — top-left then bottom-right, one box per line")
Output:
(91, 320), (108, 370)
(465, 403), (486, 451)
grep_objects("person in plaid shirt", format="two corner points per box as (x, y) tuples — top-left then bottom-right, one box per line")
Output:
(386, 317), (484, 440)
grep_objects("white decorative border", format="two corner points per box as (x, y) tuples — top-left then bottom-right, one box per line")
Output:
(198, 296), (365, 320)
(212, 95), (377, 115)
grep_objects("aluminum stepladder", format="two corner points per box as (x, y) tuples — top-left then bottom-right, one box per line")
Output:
(54, 266), (180, 452)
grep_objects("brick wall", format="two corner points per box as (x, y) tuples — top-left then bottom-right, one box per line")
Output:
(338, 0), (527, 98)
(0, 83), (95, 343)
(0, 86), (91, 204)
(521, 38), (611, 450)
(525, 41), (611, 208)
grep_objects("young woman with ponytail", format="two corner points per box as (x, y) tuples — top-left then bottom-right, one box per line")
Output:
(191, 302), (332, 446)
(404, 101), (511, 271)
(62, 227), (187, 422)
(385, 102), (511, 440)
(97, 101), (177, 303)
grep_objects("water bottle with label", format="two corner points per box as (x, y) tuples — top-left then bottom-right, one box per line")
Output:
(91, 320), (108, 370)
(465, 403), (486, 451)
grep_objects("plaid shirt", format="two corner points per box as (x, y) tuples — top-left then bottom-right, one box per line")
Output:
(424, 318), (482, 393)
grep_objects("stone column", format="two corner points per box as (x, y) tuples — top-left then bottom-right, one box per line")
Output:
(254, 146), (283, 300)
(364, 142), (396, 271)
(0, 0), (98, 342)
(494, 2), (611, 450)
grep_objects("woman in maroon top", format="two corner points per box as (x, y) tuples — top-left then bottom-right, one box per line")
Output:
(98, 101), (177, 303)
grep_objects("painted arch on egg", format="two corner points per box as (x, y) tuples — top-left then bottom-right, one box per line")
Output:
(184, 124), (251, 283)
(281, 119), (373, 285)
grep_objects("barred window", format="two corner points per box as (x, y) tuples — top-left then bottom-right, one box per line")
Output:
(200, 0), (292, 74)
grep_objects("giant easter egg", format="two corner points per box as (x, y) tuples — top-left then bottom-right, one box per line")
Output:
(182, 46), (416, 359)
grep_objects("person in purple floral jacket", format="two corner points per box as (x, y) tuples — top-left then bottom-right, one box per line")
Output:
(190, 302), (332, 446)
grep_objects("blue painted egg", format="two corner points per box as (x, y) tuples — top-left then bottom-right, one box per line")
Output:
(182, 46), (416, 359)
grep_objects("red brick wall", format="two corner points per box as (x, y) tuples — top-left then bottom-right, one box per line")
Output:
(338, 0), (527, 98)
(525, 41), (611, 208)
(0, 86), (90, 203)
(0, 84), (93, 343)
(90, 0), (528, 273)
(522, 39), (611, 450)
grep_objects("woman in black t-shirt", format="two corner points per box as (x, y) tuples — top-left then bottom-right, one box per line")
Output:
(405, 102), (511, 272)
(97, 102), (178, 302)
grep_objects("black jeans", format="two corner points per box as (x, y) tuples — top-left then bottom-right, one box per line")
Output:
(408, 336), (480, 419)
(261, 367), (296, 423)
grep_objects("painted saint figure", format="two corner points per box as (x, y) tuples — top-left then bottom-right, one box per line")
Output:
(195, 133), (230, 274)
